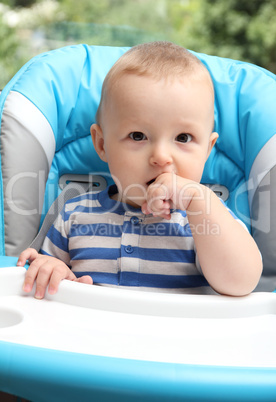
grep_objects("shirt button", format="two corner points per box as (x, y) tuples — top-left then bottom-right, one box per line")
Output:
(130, 216), (140, 225)
(125, 245), (134, 254)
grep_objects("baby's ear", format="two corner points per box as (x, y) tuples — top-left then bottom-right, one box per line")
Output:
(207, 132), (219, 159)
(90, 124), (107, 162)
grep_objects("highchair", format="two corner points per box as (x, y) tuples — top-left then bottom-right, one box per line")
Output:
(0, 44), (276, 401)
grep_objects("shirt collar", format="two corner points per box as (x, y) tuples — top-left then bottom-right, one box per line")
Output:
(98, 184), (144, 214)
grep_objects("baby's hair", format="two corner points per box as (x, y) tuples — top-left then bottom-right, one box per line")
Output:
(96, 41), (213, 124)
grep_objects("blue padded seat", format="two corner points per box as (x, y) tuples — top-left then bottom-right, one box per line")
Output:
(0, 44), (276, 290)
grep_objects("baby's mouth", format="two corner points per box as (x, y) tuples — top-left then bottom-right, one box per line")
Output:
(146, 178), (156, 186)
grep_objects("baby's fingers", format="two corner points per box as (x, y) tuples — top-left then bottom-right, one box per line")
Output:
(17, 247), (39, 267)
(143, 197), (172, 219)
(75, 275), (93, 285)
(23, 259), (53, 298)
(47, 266), (76, 295)
(146, 183), (171, 212)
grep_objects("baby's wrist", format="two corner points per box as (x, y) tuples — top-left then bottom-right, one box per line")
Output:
(185, 184), (212, 214)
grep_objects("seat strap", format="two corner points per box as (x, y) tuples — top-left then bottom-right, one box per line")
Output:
(29, 181), (90, 252)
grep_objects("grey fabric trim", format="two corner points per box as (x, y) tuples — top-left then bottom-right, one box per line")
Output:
(249, 136), (276, 292)
(1, 91), (55, 256)
(3, 91), (56, 169)
(252, 166), (276, 291)
(248, 134), (276, 210)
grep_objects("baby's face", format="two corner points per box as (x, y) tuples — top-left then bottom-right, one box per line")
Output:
(93, 74), (217, 208)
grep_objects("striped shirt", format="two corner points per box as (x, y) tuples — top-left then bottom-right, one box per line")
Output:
(41, 185), (235, 294)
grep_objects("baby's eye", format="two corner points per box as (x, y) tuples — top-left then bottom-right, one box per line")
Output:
(129, 132), (147, 141)
(176, 133), (192, 143)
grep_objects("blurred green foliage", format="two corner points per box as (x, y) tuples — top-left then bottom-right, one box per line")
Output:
(0, 10), (25, 87)
(1, 0), (276, 89)
(173, 0), (276, 72)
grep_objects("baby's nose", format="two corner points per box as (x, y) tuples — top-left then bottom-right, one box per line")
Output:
(149, 144), (173, 166)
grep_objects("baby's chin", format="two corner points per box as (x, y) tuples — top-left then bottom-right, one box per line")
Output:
(123, 197), (145, 210)
(111, 191), (145, 210)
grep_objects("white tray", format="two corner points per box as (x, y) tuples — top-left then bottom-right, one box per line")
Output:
(1, 266), (276, 368)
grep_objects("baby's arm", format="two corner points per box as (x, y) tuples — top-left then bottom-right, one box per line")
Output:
(187, 187), (262, 296)
(17, 248), (93, 299)
(143, 173), (262, 296)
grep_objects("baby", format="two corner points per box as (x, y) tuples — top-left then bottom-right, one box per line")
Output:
(17, 41), (262, 298)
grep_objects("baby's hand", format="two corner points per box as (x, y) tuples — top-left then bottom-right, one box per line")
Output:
(17, 248), (93, 299)
(142, 173), (200, 219)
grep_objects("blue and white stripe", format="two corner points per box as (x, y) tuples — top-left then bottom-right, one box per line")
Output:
(41, 185), (240, 294)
